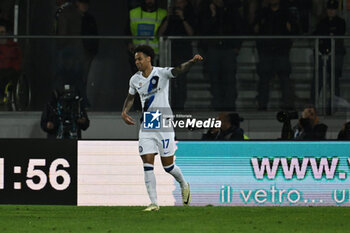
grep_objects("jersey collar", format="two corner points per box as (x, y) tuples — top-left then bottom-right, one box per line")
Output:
(141, 66), (154, 79)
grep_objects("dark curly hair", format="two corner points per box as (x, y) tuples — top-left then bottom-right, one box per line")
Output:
(134, 45), (155, 64)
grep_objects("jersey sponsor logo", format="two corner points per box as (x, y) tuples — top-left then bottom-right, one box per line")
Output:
(143, 110), (162, 129)
(143, 76), (160, 111)
(142, 87), (161, 98)
(139, 146), (143, 153)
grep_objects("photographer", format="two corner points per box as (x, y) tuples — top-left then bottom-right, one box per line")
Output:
(202, 112), (245, 140)
(337, 122), (350, 140)
(41, 85), (89, 139)
(293, 106), (327, 140)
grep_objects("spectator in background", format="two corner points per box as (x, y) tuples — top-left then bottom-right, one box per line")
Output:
(246, 0), (312, 34)
(313, 0), (345, 103)
(254, 0), (295, 111)
(338, 121), (350, 140)
(76, 0), (99, 106)
(54, 0), (81, 36)
(244, 0), (269, 33)
(198, 0), (243, 111)
(126, 0), (167, 72)
(158, 0), (195, 110)
(41, 84), (89, 139)
(0, 21), (21, 100)
(310, 0), (330, 32)
(283, 0), (312, 34)
(293, 105), (327, 140)
(54, 0), (85, 106)
(202, 112), (246, 140)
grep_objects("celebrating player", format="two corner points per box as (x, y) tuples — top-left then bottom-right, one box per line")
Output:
(121, 45), (203, 211)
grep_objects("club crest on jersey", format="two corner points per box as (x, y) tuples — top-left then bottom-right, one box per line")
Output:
(143, 110), (162, 129)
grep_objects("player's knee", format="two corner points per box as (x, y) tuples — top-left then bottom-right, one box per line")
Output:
(163, 163), (174, 173)
(144, 163), (154, 171)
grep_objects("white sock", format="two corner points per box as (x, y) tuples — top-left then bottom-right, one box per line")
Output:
(164, 164), (187, 189)
(144, 163), (157, 205)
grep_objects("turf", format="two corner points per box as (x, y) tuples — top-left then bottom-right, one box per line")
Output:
(0, 205), (349, 233)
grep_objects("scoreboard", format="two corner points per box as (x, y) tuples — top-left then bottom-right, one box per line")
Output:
(0, 139), (77, 205)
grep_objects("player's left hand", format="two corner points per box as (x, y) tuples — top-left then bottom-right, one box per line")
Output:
(191, 54), (203, 63)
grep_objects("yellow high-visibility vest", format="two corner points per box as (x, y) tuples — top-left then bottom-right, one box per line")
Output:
(129, 7), (167, 54)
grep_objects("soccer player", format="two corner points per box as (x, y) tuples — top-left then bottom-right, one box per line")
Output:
(121, 45), (203, 211)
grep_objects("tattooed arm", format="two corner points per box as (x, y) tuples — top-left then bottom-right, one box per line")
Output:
(171, 54), (203, 77)
(121, 93), (136, 125)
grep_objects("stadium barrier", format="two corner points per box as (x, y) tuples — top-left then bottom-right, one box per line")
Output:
(1, 140), (350, 206)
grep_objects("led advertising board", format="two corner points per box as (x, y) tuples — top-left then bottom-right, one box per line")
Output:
(1, 140), (348, 206)
(78, 141), (350, 206)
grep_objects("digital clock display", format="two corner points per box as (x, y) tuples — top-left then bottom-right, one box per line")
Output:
(0, 139), (77, 205)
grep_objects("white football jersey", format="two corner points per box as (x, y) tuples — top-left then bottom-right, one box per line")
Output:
(129, 66), (175, 112)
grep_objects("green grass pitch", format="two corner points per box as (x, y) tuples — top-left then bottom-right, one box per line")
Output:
(0, 205), (349, 233)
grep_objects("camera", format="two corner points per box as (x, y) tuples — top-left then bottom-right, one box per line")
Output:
(276, 111), (298, 140)
(276, 111), (298, 123)
(56, 85), (82, 139)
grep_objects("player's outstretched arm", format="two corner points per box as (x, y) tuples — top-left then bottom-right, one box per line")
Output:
(121, 93), (136, 125)
(171, 54), (203, 77)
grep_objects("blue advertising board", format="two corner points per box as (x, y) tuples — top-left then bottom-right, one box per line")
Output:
(174, 141), (350, 206)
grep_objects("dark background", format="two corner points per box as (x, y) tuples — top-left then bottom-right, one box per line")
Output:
(0, 0), (169, 111)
